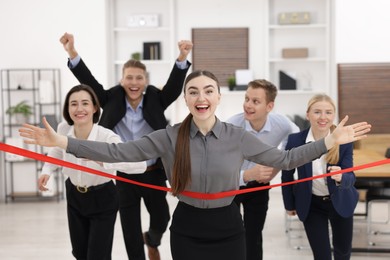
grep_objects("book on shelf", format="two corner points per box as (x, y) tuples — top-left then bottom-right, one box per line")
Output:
(143, 42), (161, 60)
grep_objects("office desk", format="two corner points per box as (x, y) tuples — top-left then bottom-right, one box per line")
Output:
(352, 149), (390, 253)
(354, 149), (390, 180)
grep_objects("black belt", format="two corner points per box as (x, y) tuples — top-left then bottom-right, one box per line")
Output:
(243, 181), (270, 188)
(72, 181), (112, 193)
(313, 194), (331, 201)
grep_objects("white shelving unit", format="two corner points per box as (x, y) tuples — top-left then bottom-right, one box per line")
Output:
(1, 69), (64, 202)
(106, 0), (176, 88)
(105, 0), (334, 121)
(265, 0), (334, 117)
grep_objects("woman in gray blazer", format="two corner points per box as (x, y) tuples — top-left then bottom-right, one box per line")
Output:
(20, 71), (371, 260)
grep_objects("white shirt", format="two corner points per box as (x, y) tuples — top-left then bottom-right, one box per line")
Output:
(41, 122), (147, 187)
(227, 112), (300, 186)
(306, 128), (329, 196)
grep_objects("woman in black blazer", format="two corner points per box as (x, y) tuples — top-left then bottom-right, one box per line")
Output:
(282, 94), (358, 260)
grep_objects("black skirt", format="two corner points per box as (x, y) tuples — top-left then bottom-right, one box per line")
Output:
(170, 201), (246, 260)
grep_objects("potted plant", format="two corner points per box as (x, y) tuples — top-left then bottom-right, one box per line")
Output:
(227, 76), (236, 91)
(131, 52), (141, 60)
(6, 100), (33, 124)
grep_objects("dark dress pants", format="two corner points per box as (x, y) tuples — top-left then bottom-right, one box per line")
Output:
(66, 179), (119, 260)
(116, 168), (170, 260)
(234, 182), (270, 260)
(303, 195), (353, 260)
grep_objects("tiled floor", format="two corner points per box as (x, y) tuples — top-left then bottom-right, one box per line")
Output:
(0, 187), (389, 259)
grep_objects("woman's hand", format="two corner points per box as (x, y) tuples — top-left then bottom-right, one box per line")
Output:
(324, 115), (371, 149)
(286, 210), (297, 216)
(19, 117), (68, 149)
(244, 164), (276, 184)
(38, 174), (51, 191)
(329, 165), (342, 183)
(177, 40), (193, 62)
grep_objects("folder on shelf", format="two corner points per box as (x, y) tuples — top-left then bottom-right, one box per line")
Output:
(279, 70), (297, 90)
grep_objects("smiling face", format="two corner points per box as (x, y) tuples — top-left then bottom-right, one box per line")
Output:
(306, 99), (335, 137)
(68, 90), (97, 127)
(184, 74), (221, 127)
(120, 66), (147, 107)
(244, 86), (274, 131)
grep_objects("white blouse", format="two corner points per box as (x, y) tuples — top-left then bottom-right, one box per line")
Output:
(41, 122), (147, 187)
(306, 128), (329, 196)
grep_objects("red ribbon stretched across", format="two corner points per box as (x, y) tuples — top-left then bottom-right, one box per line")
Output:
(1, 142), (389, 200)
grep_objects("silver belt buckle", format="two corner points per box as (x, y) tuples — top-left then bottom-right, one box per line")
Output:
(77, 185), (88, 193)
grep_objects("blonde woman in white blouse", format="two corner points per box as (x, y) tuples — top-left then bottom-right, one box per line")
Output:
(39, 84), (146, 260)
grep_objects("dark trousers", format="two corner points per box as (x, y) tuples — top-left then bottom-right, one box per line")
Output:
(234, 182), (270, 260)
(116, 168), (170, 260)
(65, 179), (119, 260)
(170, 201), (246, 260)
(303, 195), (353, 260)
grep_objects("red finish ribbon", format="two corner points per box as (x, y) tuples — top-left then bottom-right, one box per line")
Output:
(1, 142), (389, 200)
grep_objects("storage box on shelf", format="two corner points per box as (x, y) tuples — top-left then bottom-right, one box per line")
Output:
(1, 69), (64, 202)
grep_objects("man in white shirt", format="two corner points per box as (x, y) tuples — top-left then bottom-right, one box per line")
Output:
(227, 79), (299, 260)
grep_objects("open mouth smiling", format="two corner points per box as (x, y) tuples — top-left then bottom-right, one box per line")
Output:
(196, 105), (209, 112)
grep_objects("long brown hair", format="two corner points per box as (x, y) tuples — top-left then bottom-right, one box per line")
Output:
(171, 70), (220, 196)
(307, 94), (339, 164)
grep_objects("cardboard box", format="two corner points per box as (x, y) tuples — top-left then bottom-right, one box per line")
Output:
(282, 48), (308, 58)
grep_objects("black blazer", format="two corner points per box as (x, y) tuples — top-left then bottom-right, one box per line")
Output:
(68, 58), (191, 131)
(281, 128), (359, 221)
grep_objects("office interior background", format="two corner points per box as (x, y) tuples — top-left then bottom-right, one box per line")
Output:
(1, 0), (388, 199)
(0, 0), (390, 259)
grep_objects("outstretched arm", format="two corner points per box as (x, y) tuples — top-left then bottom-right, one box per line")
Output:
(176, 40), (193, 62)
(59, 32), (109, 105)
(59, 32), (78, 59)
(159, 40), (193, 109)
(324, 116), (371, 149)
(19, 117), (68, 150)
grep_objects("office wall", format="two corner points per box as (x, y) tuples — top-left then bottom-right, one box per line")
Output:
(335, 0), (390, 63)
(0, 0), (108, 109)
